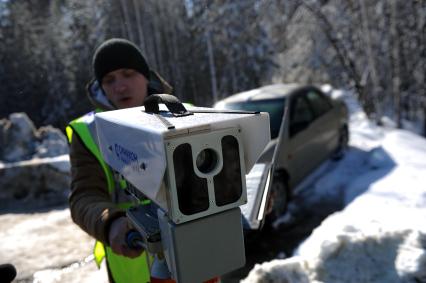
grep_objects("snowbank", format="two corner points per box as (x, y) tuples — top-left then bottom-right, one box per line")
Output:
(0, 113), (70, 208)
(242, 90), (426, 283)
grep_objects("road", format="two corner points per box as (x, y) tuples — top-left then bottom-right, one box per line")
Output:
(0, 203), (331, 283)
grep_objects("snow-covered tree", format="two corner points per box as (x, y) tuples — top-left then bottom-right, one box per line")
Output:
(258, 0), (425, 133)
(0, 0), (424, 135)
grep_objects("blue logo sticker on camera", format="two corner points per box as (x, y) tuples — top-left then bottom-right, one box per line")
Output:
(114, 143), (140, 171)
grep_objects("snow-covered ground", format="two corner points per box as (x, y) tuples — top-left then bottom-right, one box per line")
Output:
(242, 89), (426, 283)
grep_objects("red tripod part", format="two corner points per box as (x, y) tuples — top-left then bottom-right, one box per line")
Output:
(150, 276), (219, 283)
(150, 278), (176, 283)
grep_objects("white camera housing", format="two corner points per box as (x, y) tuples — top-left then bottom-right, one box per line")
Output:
(95, 105), (270, 224)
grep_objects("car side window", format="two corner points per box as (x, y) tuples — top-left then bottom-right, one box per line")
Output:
(306, 90), (332, 118)
(289, 96), (315, 137)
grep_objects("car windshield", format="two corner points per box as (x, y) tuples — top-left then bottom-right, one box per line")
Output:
(222, 98), (286, 139)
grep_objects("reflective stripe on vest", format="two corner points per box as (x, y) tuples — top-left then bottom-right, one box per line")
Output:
(67, 112), (150, 283)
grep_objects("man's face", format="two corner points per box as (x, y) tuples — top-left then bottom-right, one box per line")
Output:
(101, 68), (148, 109)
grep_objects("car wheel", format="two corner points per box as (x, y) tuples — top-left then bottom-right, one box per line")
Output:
(332, 126), (349, 160)
(264, 172), (289, 228)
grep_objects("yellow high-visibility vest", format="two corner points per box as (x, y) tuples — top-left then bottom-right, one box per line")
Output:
(67, 111), (151, 283)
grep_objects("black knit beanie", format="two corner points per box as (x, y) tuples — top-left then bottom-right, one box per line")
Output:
(93, 38), (150, 83)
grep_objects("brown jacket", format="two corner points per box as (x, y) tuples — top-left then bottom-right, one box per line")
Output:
(69, 133), (125, 243)
(68, 71), (173, 244)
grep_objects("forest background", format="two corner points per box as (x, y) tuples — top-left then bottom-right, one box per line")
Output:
(0, 0), (424, 135)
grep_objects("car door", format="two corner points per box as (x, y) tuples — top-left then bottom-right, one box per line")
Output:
(286, 93), (318, 187)
(305, 89), (339, 162)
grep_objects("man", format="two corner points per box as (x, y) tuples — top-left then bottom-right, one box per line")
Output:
(67, 38), (172, 283)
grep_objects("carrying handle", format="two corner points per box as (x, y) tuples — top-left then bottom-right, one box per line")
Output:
(144, 94), (192, 117)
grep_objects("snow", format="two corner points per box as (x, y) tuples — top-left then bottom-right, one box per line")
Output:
(0, 154), (70, 172)
(242, 89), (426, 283)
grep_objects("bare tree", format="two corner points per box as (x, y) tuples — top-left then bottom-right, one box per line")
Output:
(0, 0), (424, 134)
(205, 29), (218, 103)
(119, 0), (136, 42)
(390, 0), (401, 127)
(358, 0), (382, 123)
(299, 1), (367, 111)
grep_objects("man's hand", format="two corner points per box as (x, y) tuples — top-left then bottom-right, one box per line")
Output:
(108, 217), (143, 258)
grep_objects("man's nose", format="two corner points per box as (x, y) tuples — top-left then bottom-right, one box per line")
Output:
(113, 80), (127, 93)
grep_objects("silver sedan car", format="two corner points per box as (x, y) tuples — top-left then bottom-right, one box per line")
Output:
(214, 84), (349, 227)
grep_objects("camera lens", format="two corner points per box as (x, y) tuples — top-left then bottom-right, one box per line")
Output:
(196, 148), (218, 174)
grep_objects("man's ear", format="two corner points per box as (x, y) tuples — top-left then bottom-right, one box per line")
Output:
(147, 70), (173, 95)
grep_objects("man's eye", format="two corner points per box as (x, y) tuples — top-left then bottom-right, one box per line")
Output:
(102, 77), (114, 85)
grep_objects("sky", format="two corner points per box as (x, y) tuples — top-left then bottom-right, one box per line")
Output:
(242, 87), (426, 283)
